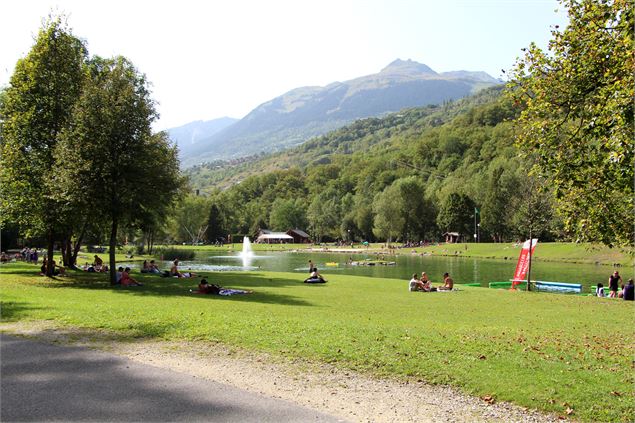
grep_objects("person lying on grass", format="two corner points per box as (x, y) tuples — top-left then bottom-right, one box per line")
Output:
(121, 267), (143, 286)
(192, 279), (252, 295)
(437, 272), (454, 291)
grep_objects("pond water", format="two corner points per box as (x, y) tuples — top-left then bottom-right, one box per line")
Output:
(158, 250), (617, 292)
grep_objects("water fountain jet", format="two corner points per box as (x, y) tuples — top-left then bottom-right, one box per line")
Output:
(240, 236), (254, 258)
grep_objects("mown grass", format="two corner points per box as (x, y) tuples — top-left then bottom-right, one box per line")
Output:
(1, 261), (632, 421)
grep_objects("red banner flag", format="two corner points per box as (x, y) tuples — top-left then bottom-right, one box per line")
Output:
(512, 239), (538, 286)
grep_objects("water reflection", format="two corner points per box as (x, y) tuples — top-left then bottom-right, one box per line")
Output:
(172, 250), (616, 291)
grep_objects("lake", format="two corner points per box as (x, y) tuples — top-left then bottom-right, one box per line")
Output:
(159, 250), (617, 291)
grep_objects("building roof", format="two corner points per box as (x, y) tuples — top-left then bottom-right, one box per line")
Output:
(256, 233), (294, 240)
(287, 229), (309, 238)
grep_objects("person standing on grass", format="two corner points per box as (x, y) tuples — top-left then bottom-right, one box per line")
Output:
(438, 272), (454, 291)
(308, 260), (314, 273)
(608, 271), (622, 298)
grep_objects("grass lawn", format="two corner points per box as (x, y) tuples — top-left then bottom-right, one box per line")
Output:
(1, 261), (632, 421)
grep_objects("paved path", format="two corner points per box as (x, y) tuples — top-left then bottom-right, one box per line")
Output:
(1, 334), (344, 422)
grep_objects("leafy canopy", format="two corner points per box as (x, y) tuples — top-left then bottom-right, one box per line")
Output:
(507, 0), (634, 247)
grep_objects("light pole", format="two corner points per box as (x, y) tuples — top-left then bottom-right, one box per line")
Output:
(473, 209), (477, 243)
(477, 223), (480, 243)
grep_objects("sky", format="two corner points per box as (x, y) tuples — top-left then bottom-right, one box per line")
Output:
(0, 0), (567, 130)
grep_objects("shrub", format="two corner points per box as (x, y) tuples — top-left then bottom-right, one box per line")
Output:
(155, 247), (196, 261)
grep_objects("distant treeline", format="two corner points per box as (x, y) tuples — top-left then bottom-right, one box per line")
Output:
(181, 87), (564, 244)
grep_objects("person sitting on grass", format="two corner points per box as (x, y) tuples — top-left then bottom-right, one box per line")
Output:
(170, 259), (196, 278)
(623, 279), (634, 301)
(148, 260), (161, 274)
(596, 282), (605, 297)
(437, 272), (454, 291)
(120, 267), (143, 286)
(420, 272), (433, 292)
(141, 260), (150, 273)
(304, 267), (327, 283)
(115, 267), (124, 284)
(40, 260), (65, 276)
(93, 255), (104, 271)
(310, 267), (326, 282)
(409, 273), (426, 292)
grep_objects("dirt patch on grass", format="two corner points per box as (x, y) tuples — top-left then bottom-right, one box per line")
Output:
(1, 321), (558, 422)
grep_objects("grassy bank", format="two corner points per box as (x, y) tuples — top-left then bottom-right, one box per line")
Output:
(1, 262), (632, 421)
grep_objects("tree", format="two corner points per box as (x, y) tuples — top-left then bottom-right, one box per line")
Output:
(480, 165), (519, 242)
(394, 177), (436, 241)
(507, 0), (634, 247)
(436, 192), (476, 240)
(206, 203), (227, 243)
(168, 194), (210, 244)
(372, 184), (404, 243)
(269, 198), (307, 231)
(370, 177), (435, 243)
(56, 56), (182, 284)
(307, 191), (339, 242)
(0, 16), (86, 275)
(510, 177), (560, 241)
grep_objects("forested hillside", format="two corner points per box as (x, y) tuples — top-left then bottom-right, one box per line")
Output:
(184, 86), (562, 244)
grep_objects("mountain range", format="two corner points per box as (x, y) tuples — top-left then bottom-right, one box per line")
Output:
(166, 117), (238, 156)
(171, 59), (501, 167)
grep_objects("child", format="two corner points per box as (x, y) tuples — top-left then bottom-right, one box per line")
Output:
(596, 282), (605, 297)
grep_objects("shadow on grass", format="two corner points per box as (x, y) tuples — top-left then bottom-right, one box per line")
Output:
(15, 268), (317, 307)
(0, 301), (43, 322)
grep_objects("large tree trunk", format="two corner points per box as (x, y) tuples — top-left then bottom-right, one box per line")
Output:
(71, 225), (86, 269)
(61, 236), (72, 267)
(148, 230), (155, 254)
(46, 229), (55, 277)
(109, 219), (118, 285)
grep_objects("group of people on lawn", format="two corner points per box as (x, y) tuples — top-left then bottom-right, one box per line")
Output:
(81, 255), (109, 272)
(409, 271), (454, 292)
(596, 271), (634, 300)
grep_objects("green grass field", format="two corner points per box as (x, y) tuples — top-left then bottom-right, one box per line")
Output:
(1, 262), (632, 421)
